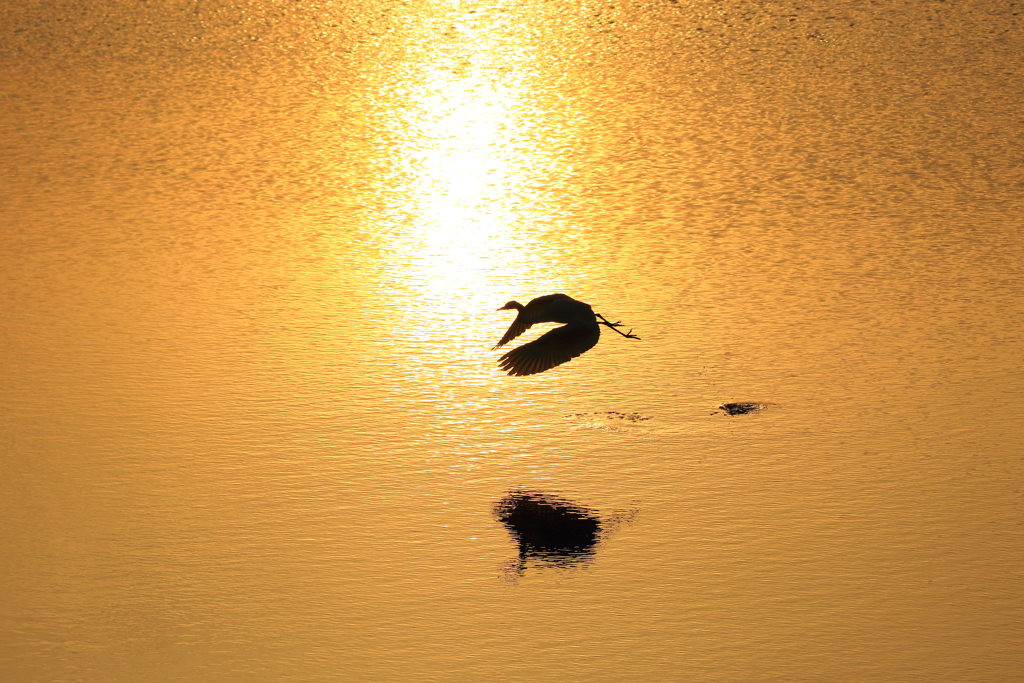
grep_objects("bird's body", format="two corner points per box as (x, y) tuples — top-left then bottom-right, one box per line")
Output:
(494, 293), (637, 376)
(494, 294), (601, 376)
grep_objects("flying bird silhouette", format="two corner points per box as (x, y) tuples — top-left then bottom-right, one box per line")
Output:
(494, 293), (639, 376)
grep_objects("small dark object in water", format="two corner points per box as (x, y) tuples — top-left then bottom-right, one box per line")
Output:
(720, 402), (766, 415)
(494, 490), (601, 574)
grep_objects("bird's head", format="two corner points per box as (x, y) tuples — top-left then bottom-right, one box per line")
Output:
(497, 301), (523, 312)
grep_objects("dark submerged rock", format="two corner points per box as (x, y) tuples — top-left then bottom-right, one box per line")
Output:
(719, 402), (767, 415)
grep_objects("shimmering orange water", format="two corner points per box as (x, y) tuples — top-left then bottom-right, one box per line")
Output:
(2, 1), (1022, 681)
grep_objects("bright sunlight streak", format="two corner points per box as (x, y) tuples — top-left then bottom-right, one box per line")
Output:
(382, 4), (546, 299)
(359, 2), (566, 387)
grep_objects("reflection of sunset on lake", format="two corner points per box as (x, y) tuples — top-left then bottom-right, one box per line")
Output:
(377, 27), (539, 341)
(2, 0), (1023, 681)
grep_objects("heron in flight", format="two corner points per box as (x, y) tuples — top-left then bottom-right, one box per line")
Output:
(494, 293), (639, 376)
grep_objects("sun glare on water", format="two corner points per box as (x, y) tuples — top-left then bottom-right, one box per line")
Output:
(365, 4), (559, 378)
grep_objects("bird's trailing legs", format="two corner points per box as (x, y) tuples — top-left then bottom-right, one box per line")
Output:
(595, 313), (640, 340)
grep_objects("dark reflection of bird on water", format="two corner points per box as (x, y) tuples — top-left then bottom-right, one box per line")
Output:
(494, 489), (602, 577)
(494, 293), (640, 376)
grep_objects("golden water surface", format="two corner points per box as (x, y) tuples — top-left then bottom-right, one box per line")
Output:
(2, 1), (1022, 681)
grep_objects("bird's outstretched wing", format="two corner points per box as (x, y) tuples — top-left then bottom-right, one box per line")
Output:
(493, 294), (565, 349)
(498, 323), (601, 376)
(494, 317), (532, 350)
